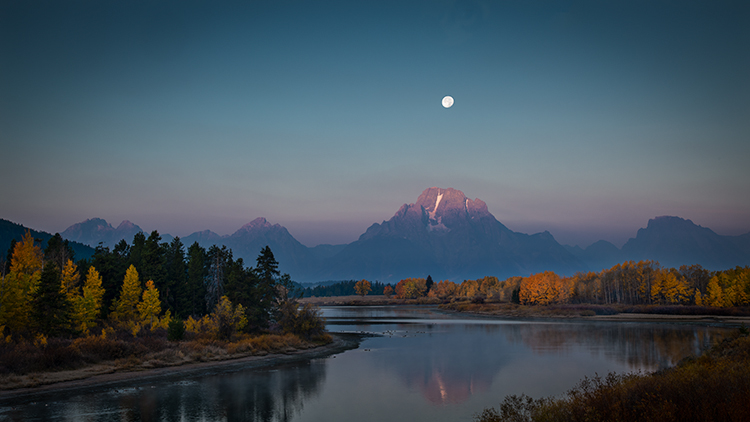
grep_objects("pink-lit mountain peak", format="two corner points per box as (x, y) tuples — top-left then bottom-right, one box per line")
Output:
(236, 217), (276, 233)
(413, 187), (490, 220)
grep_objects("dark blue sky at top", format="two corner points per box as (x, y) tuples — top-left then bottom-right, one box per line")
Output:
(1, 0), (748, 248)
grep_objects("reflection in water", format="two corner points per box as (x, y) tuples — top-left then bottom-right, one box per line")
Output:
(3, 359), (327, 422)
(500, 323), (726, 370)
(2, 306), (737, 422)
(325, 307), (733, 406)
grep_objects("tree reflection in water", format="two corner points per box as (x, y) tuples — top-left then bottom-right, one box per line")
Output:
(10, 359), (328, 422)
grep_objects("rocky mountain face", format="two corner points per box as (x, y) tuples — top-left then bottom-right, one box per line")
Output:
(316, 187), (585, 282)
(56, 190), (750, 283)
(219, 218), (314, 276)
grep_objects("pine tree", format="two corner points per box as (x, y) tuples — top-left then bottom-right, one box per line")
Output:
(185, 242), (208, 318)
(44, 233), (75, 271)
(32, 263), (71, 337)
(112, 265), (142, 322)
(164, 237), (186, 316)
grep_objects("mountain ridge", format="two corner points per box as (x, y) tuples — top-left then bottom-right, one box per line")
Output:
(40, 189), (750, 282)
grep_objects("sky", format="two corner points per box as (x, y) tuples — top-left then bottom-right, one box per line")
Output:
(1, 0), (749, 249)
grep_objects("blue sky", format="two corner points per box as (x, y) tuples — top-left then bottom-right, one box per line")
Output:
(1, 0), (748, 248)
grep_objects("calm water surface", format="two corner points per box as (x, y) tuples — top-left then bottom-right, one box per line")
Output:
(0, 306), (736, 422)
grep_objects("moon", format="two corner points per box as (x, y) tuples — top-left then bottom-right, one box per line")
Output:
(442, 95), (454, 108)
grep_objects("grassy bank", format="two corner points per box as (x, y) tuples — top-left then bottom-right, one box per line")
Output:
(476, 328), (750, 422)
(0, 328), (332, 390)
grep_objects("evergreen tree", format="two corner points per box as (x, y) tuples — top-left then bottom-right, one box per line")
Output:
(224, 257), (254, 313)
(251, 246), (280, 330)
(205, 245), (230, 311)
(90, 241), (128, 317)
(3, 238), (16, 276)
(184, 242), (208, 318)
(164, 237), (186, 316)
(43, 233), (75, 271)
(425, 275), (434, 292)
(141, 231), (167, 295)
(128, 232), (146, 277)
(32, 263), (71, 337)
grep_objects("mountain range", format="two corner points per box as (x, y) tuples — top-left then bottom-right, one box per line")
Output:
(5, 187), (749, 282)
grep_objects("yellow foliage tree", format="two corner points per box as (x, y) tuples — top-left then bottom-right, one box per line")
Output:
(112, 265), (142, 322)
(706, 276), (724, 307)
(60, 259), (80, 301)
(185, 296), (246, 339)
(459, 279), (480, 298)
(0, 232), (44, 333)
(395, 278), (427, 299)
(520, 271), (561, 305)
(694, 289), (704, 306)
(72, 266), (105, 333)
(354, 279), (372, 297)
(138, 280), (162, 330)
(431, 280), (458, 299)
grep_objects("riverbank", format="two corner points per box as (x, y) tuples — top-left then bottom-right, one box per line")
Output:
(0, 332), (363, 403)
(302, 296), (750, 325)
(438, 302), (750, 325)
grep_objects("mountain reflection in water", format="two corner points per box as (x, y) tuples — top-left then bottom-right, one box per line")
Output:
(324, 306), (732, 407)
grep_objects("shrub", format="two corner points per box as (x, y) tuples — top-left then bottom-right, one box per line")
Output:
(167, 319), (185, 342)
(277, 301), (326, 340)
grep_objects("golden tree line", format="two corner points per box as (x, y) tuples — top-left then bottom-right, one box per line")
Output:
(382, 261), (750, 307)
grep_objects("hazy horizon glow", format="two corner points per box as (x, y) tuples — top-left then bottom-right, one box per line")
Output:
(1, 0), (748, 249)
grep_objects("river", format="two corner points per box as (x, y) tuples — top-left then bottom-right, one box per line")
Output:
(0, 306), (736, 421)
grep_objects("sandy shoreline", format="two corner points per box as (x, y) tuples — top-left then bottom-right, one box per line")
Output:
(0, 333), (364, 403)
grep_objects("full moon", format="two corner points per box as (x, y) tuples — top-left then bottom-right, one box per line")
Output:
(442, 95), (454, 108)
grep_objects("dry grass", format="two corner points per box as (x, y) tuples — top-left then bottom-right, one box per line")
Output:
(0, 330), (332, 390)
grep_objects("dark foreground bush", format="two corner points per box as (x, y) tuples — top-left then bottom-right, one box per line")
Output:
(277, 301), (326, 340)
(476, 330), (750, 422)
(167, 319), (185, 341)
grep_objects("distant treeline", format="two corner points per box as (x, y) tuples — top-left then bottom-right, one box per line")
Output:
(387, 261), (750, 308)
(301, 261), (750, 309)
(303, 280), (386, 297)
